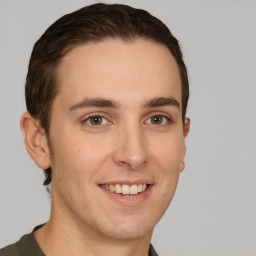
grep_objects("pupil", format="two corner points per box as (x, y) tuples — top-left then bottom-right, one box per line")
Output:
(91, 116), (102, 125)
(152, 116), (162, 124)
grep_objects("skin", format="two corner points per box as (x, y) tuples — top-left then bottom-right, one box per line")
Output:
(21, 39), (190, 256)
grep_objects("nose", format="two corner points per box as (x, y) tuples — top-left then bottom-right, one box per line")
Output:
(112, 123), (147, 170)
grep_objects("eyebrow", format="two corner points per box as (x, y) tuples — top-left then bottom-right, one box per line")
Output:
(69, 96), (180, 112)
(69, 98), (120, 112)
(144, 97), (180, 109)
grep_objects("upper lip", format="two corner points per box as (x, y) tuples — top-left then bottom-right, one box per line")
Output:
(98, 180), (154, 186)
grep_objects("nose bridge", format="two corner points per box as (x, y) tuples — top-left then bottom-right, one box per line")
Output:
(113, 118), (147, 170)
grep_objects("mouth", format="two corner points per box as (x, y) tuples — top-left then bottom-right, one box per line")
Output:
(100, 183), (148, 196)
(99, 181), (154, 205)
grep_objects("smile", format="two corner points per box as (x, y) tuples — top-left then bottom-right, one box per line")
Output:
(100, 184), (148, 195)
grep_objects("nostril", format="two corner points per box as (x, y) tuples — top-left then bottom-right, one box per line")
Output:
(119, 161), (130, 167)
(117, 158), (146, 170)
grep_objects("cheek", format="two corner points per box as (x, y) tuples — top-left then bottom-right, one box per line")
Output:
(149, 134), (184, 171)
(50, 134), (110, 211)
(51, 132), (111, 181)
(149, 134), (183, 201)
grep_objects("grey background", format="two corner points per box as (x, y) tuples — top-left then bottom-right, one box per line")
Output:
(0, 0), (256, 255)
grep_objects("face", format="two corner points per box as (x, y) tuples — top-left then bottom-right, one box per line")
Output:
(47, 39), (189, 241)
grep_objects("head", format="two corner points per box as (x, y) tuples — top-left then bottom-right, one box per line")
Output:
(21, 3), (190, 241)
(24, 3), (189, 187)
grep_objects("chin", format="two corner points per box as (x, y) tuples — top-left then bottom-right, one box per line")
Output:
(95, 215), (156, 241)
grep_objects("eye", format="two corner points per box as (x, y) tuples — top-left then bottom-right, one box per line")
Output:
(145, 115), (170, 125)
(84, 115), (108, 126)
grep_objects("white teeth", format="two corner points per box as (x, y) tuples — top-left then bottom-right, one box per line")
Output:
(122, 184), (130, 195)
(115, 184), (122, 193)
(130, 184), (138, 195)
(101, 183), (148, 195)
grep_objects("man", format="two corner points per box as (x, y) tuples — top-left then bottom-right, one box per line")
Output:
(0, 3), (190, 256)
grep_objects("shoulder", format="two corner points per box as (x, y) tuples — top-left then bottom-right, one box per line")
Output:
(0, 234), (30, 256)
(149, 244), (159, 256)
(0, 233), (44, 256)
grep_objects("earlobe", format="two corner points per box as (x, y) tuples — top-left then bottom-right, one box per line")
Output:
(180, 159), (185, 173)
(20, 112), (51, 169)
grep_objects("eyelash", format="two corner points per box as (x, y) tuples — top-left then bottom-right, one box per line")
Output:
(82, 114), (110, 127)
(146, 114), (172, 125)
(81, 113), (172, 127)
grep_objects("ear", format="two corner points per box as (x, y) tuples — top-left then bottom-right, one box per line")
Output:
(180, 118), (190, 172)
(20, 112), (51, 169)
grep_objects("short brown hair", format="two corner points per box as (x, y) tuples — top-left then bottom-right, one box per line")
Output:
(25, 3), (189, 186)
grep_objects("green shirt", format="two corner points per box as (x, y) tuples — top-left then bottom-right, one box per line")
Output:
(0, 227), (158, 256)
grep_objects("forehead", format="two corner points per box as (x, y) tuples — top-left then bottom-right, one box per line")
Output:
(56, 39), (181, 106)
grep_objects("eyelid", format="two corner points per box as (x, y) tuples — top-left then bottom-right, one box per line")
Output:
(145, 114), (172, 125)
(144, 111), (173, 122)
(81, 112), (112, 126)
(80, 111), (173, 127)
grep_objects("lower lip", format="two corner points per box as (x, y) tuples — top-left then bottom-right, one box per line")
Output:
(99, 185), (153, 206)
